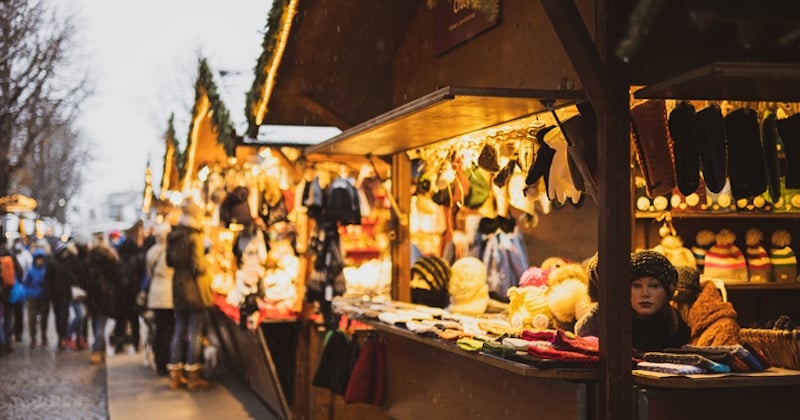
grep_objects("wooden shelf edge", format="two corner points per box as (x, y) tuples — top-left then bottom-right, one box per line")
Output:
(636, 211), (800, 219)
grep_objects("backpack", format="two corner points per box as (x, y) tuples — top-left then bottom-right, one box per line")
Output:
(1, 255), (16, 287)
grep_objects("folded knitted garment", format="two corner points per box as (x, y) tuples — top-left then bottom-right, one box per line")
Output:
(553, 329), (599, 355)
(681, 344), (765, 371)
(503, 337), (540, 350)
(527, 344), (600, 364)
(456, 337), (486, 352)
(662, 347), (735, 365)
(404, 320), (443, 336)
(642, 352), (730, 373)
(637, 361), (705, 375)
(521, 329), (557, 342)
(438, 328), (467, 341)
(482, 340), (516, 357)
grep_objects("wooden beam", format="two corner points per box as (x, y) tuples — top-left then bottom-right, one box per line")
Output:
(541, 0), (611, 112)
(295, 94), (352, 130)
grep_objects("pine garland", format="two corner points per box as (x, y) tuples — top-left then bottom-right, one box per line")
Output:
(246, 0), (291, 138)
(186, 58), (235, 158)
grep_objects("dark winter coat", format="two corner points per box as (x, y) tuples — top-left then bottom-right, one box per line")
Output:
(687, 282), (740, 346)
(45, 248), (78, 306)
(166, 224), (213, 312)
(116, 237), (146, 306)
(632, 307), (691, 355)
(85, 244), (121, 318)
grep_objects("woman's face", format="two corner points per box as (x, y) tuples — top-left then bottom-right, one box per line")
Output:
(631, 276), (667, 317)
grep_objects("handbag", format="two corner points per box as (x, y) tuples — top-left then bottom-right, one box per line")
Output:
(9, 281), (26, 304)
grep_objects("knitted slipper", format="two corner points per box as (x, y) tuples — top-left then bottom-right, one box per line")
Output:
(668, 101), (701, 196)
(724, 107), (766, 199)
(630, 99), (677, 197)
(695, 104), (727, 194)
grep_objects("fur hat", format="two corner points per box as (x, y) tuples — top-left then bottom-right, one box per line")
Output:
(673, 265), (701, 305)
(548, 278), (590, 326)
(630, 250), (678, 298)
(745, 228), (772, 283)
(518, 266), (550, 288)
(410, 256), (450, 308)
(770, 230), (797, 282)
(703, 229), (748, 282)
(447, 257), (489, 316)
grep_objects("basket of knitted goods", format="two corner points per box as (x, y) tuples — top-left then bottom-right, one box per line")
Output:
(739, 328), (800, 370)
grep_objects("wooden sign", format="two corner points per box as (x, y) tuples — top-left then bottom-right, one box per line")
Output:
(434, 0), (500, 55)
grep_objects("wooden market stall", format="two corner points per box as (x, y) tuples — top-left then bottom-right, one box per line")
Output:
(241, 1), (800, 419)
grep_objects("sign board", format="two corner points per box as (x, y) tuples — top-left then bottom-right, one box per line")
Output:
(434, 0), (500, 55)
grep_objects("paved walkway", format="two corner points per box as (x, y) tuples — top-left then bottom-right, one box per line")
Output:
(0, 315), (277, 419)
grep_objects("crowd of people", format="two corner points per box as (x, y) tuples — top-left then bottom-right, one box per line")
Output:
(0, 199), (215, 391)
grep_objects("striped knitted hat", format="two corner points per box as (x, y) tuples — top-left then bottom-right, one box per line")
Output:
(703, 229), (748, 282)
(745, 228), (772, 283)
(691, 229), (716, 273)
(770, 230), (797, 283)
(410, 256), (451, 308)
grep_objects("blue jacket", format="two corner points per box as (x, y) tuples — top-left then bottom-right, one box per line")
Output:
(24, 250), (48, 300)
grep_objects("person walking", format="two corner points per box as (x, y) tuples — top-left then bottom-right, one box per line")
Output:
(10, 238), (31, 342)
(166, 199), (214, 390)
(145, 222), (175, 375)
(23, 249), (49, 349)
(111, 222), (146, 354)
(84, 241), (121, 365)
(46, 240), (79, 350)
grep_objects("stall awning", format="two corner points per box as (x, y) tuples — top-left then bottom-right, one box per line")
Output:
(304, 86), (585, 156)
(633, 62), (800, 102)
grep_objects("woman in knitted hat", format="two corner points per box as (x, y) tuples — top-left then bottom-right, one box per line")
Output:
(630, 250), (690, 354)
(574, 250), (690, 355)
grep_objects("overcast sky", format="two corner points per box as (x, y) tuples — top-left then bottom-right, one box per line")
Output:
(67, 0), (269, 221)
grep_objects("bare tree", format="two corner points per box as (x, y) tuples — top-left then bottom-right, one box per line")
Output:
(0, 0), (91, 208)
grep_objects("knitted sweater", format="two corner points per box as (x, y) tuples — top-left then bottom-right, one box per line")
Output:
(687, 282), (740, 346)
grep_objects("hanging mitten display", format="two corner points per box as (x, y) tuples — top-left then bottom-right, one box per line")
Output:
(526, 126), (556, 189)
(776, 113), (800, 189)
(745, 228), (772, 283)
(770, 230), (797, 282)
(762, 111), (781, 203)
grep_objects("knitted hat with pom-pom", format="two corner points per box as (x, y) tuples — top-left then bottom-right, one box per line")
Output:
(410, 256), (451, 308)
(704, 229), (748, 282)
(745, 228), (772, 283)
(692, 229), (717, 273)
(447, 257), (489, 316)
(770, 230), (797, 282)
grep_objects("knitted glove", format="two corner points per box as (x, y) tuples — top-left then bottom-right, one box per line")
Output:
(544, 127), (581, 205)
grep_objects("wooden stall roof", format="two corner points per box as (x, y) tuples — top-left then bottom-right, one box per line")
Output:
(305, 86), (585, 156)
(634, 62), (800, 102)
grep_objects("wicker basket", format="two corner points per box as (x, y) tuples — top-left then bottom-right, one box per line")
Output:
(739, 328), (800, 370)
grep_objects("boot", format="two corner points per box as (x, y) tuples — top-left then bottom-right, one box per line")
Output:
(169, 368), (186, 390)
(185, 370), (210, 391)
(90, 351), (105, 365)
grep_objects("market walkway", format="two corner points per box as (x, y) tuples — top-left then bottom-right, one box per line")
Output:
(0, 317), (277, 419)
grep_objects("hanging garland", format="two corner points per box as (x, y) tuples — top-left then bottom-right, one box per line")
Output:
(246, 0), (293, 138)
(186, 58), (235, 158)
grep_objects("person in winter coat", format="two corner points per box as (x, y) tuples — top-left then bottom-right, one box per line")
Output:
(84, 242), (121, 365)
(111, 221), (146, 354)
(145, 222), (175, 375)
(46, 240), (79, 350)
(575, 251), (690, 356)
(166, 199), (214, 390)
(24, 250), (49, 349)
(686, 281), (741, 346)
